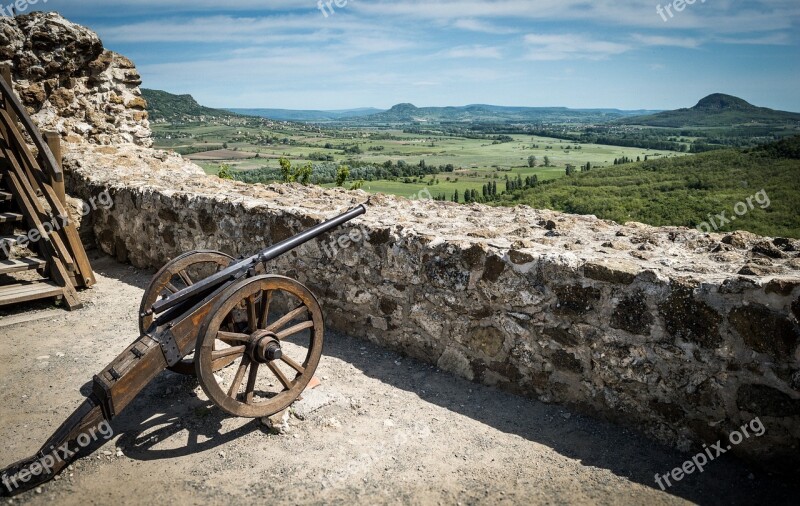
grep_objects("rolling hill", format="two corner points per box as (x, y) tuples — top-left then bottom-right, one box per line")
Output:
(141, 89), (247, 122)
(226, 107), (384, 122)
(358, 103), (660, 124)
(619, 94), (800, 128)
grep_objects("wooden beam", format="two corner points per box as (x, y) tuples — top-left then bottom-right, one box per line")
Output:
(44, 131), (66, 206)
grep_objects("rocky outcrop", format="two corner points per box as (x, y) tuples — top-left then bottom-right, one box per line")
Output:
(63, 143), (800, 473)
(0, 12), (151, 146)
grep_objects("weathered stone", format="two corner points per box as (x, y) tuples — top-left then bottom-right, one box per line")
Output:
(764, 278), (800, 296)
(553, 284), (601, 316)
(721, 231), (759, 249)
(658, 283), (722, 347)
(739, 263), (782, 276)
(729, 304), (800, 358)
(611, 292), (654, 335)
(737, 385), (800, 417)
(584, 259), (638, 284)
(481, 255), (505, 282)
(752, 241), (788, 259)
(508, 250), (535, 265)
(550, 349), (583, 373)
(437, 347), (474, 380)
(466, 326), (505, 358)
(0, 12), (152, 147)
(543, 326), (580, 347)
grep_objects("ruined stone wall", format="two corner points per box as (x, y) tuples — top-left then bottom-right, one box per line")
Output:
(62, 143), (800, 473)
(0, 12), (151, 146)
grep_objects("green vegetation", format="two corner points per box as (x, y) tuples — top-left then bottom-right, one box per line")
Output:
(620, 94), (800, 128)
(145, 89), (799, 237)
(496, 136), (800, 238)
(141, 89), (244, 122)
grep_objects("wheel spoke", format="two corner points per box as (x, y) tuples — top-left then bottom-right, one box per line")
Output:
(246, 296), (258, 332)
(227, 357), (251, 398)
(259, 290), (273, 329)
(266, 305), (308, 333)
(276, 320), (314, 340)
(217, 331), (250, 344)
(267, 361), (293, 390)
(245, 363), (259, 403)
(178, 270), (194, 286)
(165, 282), (179, 293)
(211, 345), (245, 360)
(280, 355), (305, 375)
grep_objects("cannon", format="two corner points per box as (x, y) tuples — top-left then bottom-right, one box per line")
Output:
(0, 202), (368, 496)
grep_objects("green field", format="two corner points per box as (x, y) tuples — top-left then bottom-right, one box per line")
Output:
(152, 123), (686, 201)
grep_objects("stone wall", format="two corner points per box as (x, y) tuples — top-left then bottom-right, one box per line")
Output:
(0, 12), (151, 146)
(62, 143), (800, 473)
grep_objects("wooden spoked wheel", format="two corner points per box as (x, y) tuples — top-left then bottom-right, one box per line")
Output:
(139, 250), (234, 375)
(195, 275), (324, 418)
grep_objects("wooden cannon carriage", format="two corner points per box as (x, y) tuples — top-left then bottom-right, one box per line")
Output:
(0, 203), (368, 495)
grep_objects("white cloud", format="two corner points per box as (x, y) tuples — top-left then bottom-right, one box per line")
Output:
(632, 34), (702, 48)
(452, 18), (517, 34)
(438, 45), (503, 59)
(523, 34), (631, 61)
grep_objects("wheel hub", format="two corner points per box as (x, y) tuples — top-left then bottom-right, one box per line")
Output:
(248, 330), (281, 363)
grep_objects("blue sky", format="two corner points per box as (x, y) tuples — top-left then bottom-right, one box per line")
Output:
(20, 0), (800, 111)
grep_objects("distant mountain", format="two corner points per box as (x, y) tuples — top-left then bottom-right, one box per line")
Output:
(358, 103), (660, 124)
(226, 107), (385, 122)
(142, 89), (246, 122)
(619, 94), (800, 128)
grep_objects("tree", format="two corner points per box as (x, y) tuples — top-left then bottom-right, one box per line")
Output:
(543, 156), (551, 167)
(453, 189), (459, 203)
(279, 157), (293, 183)
(217, 164), (233, 180)
(528, 155), (537, 167)
(336, 165), (350, 186)
(298, 162), (313, 186)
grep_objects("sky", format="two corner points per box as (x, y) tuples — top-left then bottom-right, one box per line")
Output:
(15, 0), (800, 111)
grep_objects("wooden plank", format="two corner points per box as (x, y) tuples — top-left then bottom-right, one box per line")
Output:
(44, 131), (66, 206)
(0, 190), (11, 201)
(0, 256), (47, 275)
(0, 280), (63, 307)
(2, 169), (82, 310)
(0, 212), (22, 223)
(2, 153), (75, 271)
(0, 114), (94, 287)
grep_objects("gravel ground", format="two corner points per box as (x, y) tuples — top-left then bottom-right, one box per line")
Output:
(0, 253), (797, 505)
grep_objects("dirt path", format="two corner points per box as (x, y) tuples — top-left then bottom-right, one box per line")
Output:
(0, 254), (796, 505)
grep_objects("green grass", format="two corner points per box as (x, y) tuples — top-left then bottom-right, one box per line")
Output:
(499, 138), (800, 238)
(152, 123), (686, 202)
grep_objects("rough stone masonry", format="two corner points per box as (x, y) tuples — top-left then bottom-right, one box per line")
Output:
(4, 12), (800, 475)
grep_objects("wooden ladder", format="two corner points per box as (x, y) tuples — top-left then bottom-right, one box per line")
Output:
(0, 64), (95, 310)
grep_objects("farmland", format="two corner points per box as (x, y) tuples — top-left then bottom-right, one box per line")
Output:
(152, 122), (685, 201)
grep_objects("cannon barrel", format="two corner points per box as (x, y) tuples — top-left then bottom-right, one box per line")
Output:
(149, 203), (368, 318)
